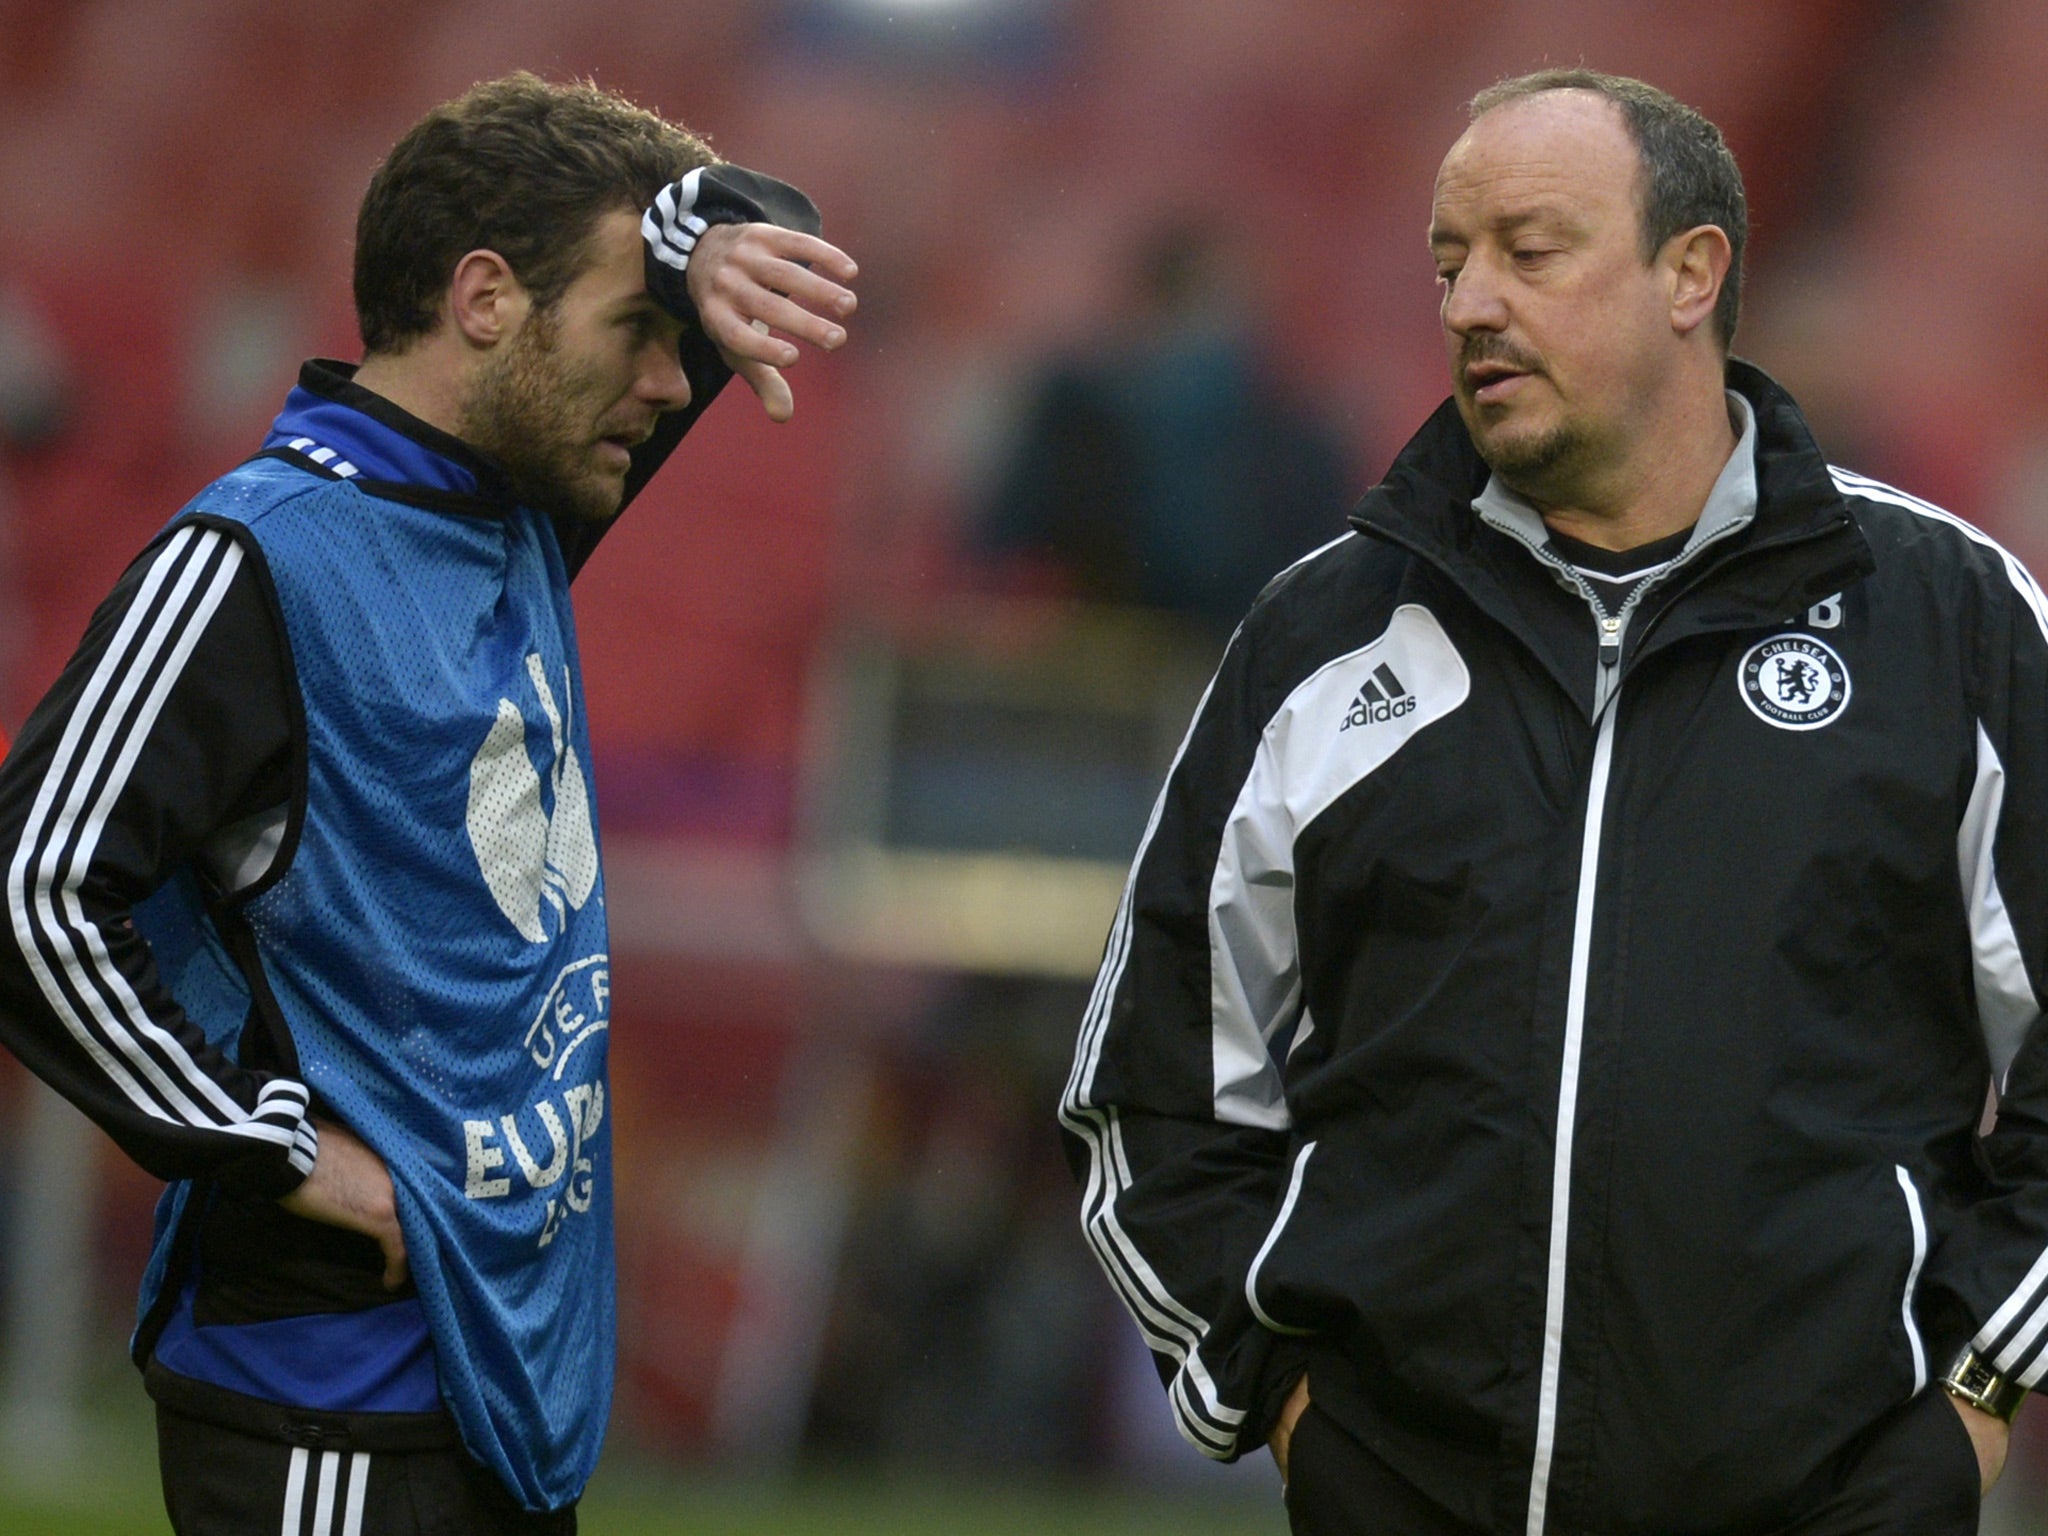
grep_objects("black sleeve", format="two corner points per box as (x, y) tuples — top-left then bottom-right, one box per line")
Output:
(1930, 537), (2048, 1391)
(554, 163), (827, 578)
(1058, 615), (1316, 1462)
(0, 516), (314, 1197)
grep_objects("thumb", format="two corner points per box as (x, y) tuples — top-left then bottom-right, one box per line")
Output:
(734, 357), (794, 423)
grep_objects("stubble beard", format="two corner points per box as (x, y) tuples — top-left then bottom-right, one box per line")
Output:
(1474, 414), (1592, 501)
(1456, 335), (1597, 502)
(459, 307), (623, 524)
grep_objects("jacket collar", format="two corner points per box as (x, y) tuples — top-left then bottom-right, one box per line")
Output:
(261, 360), (521, 515)
(1471, 390), (1759, 559)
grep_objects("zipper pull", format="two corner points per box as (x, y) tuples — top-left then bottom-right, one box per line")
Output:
(1599, 616), (1622, 669)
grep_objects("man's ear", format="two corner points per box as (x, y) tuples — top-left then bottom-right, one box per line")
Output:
(1665, 224), (1732, 340)
(447, 249), (529, 348)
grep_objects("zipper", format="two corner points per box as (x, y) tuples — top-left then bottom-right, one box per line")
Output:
(1341, 515), (1633, 1525)
(1486, 516), (1764, 716)
(1458, 518), (1640, 714)
(1518, 516), (1854, 1533)
(1524, 700), (1619, 1536)
(1609, 511), (1861, 684)
(1355, 517), (1630, 715)
(1481, 523), (1624, 705)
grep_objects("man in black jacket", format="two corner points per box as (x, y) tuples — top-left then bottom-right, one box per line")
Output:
(1064, 68), (2035, 1535)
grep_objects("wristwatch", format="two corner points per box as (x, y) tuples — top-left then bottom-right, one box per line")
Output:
(1941, 1346), (2027, 1423)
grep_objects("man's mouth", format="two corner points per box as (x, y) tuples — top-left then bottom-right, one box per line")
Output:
(1464, 361), (1533, 405)
(596, 427), (652, 468)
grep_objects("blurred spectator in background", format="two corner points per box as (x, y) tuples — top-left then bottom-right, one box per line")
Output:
(0, 273), (90, 1483)
(977, 218), (1352, 638)
(0, 279), (70, 453)
(0, 276), (70, 696)
(807, 980), (1102, 1473)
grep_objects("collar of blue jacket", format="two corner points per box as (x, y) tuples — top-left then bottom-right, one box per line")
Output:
(262, 358), (520, 511)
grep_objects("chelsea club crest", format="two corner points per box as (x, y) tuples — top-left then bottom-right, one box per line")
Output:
(1740, 634), (1851, 731)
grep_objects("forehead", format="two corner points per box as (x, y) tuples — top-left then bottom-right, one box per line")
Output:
(561, 207), (652, 305)
(1431, 90), (1641, 235)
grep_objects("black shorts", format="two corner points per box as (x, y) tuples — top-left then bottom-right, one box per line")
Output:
(156, 1405), (577, 1536)
(1283, 1387), (1982, 1536)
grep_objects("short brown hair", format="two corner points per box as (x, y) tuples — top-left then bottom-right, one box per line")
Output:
(1470, 69), (1747, 349)
(354, 72), (715, 355)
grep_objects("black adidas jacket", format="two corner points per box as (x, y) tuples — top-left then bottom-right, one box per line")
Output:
(1061, 361), (2048, 1533)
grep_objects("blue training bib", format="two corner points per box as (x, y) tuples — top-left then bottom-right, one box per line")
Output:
(136, 455), (616, 1512)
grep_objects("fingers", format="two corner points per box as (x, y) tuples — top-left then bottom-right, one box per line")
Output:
(283, 1116), (412, 1288)
(700, 266), (853, 359)
(728, 224), (859, 286)
(705, 304), (805, 370)
(688, 223), (858, 370)
(751, 254), (859, 323)
(381, 1229), (411, 1292)
(728, 280), (851, 355)
(1269, 1371), (1312, 1479)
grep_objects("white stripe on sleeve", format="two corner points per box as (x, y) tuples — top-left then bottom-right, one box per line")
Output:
(1957, 723), (2041, 1088)
(6, 526), (308, 1150)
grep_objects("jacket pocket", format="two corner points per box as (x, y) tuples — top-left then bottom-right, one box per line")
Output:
(1924, 1384), (1986, 1511)
(1247, 1141), (1318, 1335)
(1894, 1164), (1932, 1393)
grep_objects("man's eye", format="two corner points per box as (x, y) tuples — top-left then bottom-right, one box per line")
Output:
(1436, 267), (1461, 286)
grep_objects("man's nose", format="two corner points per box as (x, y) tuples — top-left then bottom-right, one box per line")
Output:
(639, 341), (692, 412)
(1442, 259), (1508, 336)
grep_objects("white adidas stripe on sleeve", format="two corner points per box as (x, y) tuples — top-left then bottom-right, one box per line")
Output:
(5, 525), (310, 1156)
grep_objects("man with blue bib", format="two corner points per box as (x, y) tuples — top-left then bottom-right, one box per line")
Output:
(0, 72), (857, 1533)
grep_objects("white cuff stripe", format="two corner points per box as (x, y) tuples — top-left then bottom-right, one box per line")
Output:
(1987, 1277), (2048, 1378)
(289, 1122), (319, 1178)
(643, 169), (713, 274)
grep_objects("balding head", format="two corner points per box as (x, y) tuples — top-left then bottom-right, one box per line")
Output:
(1466, 69), (1747, 347)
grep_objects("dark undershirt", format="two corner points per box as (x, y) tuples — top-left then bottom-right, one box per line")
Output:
(1545, 522), (1696, 613)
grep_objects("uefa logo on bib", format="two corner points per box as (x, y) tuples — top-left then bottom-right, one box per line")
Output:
(1740, 634), (1851, 731)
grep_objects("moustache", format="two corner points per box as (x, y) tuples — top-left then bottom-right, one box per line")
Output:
(595, 420), (657, 449)
(1459, 337), (1544, 377)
